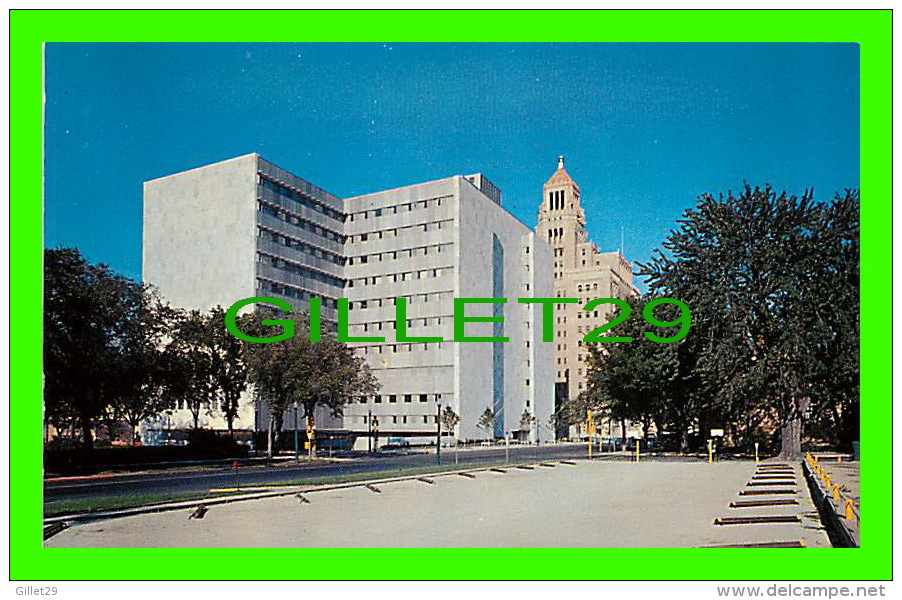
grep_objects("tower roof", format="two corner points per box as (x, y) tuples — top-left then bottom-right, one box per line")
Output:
(543, 155), (580, 191)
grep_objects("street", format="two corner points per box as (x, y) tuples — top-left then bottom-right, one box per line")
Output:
(44, 443), (667, 509)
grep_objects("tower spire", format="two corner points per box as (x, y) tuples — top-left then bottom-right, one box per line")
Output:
(558, 155), (565, 169)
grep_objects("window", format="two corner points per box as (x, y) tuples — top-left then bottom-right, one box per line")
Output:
(404, 394), (412, 403)
(389, 395), (397, 403)
(419, 394), (428, 403)
(374, 395), (382, 404)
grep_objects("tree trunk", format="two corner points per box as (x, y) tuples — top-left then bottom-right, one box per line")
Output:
(226, 394), (237, 438)
(779, 397), (809, 460)
(619, 419), (627, 452)
(129, 419), (141, 446)
(306, 413), (316, 460)
(80, 411), (94, 452)
(273, 412), (283, 454)
(679, 426), (689, 454)
(267, 414), (274, 460)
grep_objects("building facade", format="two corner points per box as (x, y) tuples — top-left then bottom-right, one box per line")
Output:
(142, 154), (554, 444)
(342, 174), (554, 444)
(534, 157), (639, 435)
(143, 154), (347, 434)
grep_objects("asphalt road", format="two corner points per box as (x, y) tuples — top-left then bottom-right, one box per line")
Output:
(44, 444), (694, 506)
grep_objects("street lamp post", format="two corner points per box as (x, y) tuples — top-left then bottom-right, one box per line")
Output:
(436, 403), (442, 466)
(368, 410), (373, 454)
(293, 401), (300, 464)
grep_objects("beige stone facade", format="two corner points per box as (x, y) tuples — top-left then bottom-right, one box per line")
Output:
(535, 157), (638, 426)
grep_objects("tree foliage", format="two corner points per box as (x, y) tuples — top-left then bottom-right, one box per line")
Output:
(241, 309), (379, 459)
(441, 406), (460, 434)
(44, 247), (163, 449)
(477, 408), (495, 437)
(638, 185), (859, 458)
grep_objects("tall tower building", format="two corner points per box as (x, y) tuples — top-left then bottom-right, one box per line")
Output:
(535, 157), (638, 426)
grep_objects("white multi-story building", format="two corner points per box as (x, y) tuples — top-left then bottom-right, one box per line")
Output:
(142, 154), (554, 445)
(143, 154), (347, 438)
(343, 174), (554, 444)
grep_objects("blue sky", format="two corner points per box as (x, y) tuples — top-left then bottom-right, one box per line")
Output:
(45, 43), (859, 291)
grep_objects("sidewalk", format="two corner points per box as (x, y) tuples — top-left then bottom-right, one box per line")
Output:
(819, 459), (860, 511)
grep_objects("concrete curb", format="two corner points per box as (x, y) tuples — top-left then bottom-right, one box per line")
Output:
(43, 459), (581, 526)
(802, 460), (859, 548)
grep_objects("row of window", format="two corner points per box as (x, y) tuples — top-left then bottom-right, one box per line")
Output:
(356, 414), (440, 426)
(547, 227), (566, 241)
(356, 315), (451, 332)
(347, 195), (451, 222)
(363, 393), (442, 404)
(347, 242), (452, 265)
(348, 290), (453, 310)
(259, 227), (345, 267)
(354, 340), (533, 353)
(548, 189), (569, 211)
(347, 266), (449, 288)
(347, 219), (451, 243)
(257, 251), (346, 289)
(257, 278), (340, 309)
(359, 342), (445, 354)
(259, 174), (344, 223)
(258, 199), (345, 244)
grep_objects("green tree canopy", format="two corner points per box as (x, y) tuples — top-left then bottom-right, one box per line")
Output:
(44, 247), (155, 450)
(640, 185), (859, 458)
(241, 308), (378, 459)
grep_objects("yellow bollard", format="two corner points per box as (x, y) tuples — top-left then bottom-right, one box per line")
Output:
(825, 474), (831, 488)
(635, 440), (640, 463)
(837, 455), (842, 463)
(832, 484), (840, 501)
(707, 440), (713, 464)
(845, 499), (855, 521)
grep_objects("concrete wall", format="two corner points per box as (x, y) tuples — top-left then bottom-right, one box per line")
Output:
(143, 154), (259, 312)
(143, 154), (260, 432)
(456, 177), (555, 442)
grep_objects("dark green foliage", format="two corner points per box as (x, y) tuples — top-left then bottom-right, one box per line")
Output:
(572, 186), (858, 458)
(44, 247), (163, 450)
(241, 309), (379, 459)
(477, 408), (495, 437)
(638, 185), (859, 458)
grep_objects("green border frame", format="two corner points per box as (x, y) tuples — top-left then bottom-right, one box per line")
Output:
(11, 10), (891, 581)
